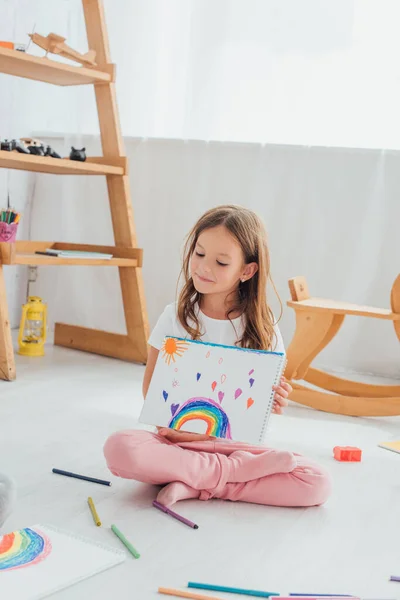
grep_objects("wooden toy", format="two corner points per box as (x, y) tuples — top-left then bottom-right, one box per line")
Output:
(28, 32), (97, 66)
(285, 275), (400, 417)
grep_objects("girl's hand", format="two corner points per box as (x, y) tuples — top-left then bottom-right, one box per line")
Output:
(157, 427), (212, 444)
(272, 376), (292, 415)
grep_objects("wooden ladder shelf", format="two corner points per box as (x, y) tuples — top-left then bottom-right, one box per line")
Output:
(0, 0), (149, 381)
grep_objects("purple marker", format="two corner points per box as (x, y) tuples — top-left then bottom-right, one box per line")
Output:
(152, 500), (199, 529)
(390, 575), (400, 581)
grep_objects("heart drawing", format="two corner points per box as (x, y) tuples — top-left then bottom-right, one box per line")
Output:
(170, 403), (180, 416)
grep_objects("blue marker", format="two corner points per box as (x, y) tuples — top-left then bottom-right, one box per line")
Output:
(188, 582), (279, 597)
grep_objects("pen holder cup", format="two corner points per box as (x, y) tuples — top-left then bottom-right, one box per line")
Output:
(0, 222), (18, 242)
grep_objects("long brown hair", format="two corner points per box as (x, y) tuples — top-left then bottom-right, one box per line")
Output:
(177, 205), (281, 350)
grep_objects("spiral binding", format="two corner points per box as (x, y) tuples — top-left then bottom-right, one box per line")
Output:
(35, 524), (126, 557)
(259, 355), (287, 443)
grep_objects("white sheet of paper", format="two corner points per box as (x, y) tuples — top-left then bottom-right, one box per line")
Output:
(0, 524), (125, 600)
(140, 337), (286, 444)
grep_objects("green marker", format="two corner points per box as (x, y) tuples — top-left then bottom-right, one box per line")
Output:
(111, 524), (140, 558)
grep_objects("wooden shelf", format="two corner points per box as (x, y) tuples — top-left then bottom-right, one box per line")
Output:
(0, 151), (124, 175)
(0, 242), (143, 268)
(0, 46), (112, 86)
(0, 0), (150, 381)
(15, 253), (137, 267)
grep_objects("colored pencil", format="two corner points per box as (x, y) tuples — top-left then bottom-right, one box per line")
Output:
(111, 524), (140, 559)
(159, 588), (224, 600)
(52, 468), (111, 486)
(87, 497), (101, 526)
(153, 500), (198, 529)
(390, 575), (400, 581)
(290, 596), (353, 597)
(188, 582), (278, 597)
(0, 209), (20, 224)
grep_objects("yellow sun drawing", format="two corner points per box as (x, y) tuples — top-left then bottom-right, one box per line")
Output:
(161, 337), (190, 365)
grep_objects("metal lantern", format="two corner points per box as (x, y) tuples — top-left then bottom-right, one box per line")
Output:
(18, 296), (47, 357)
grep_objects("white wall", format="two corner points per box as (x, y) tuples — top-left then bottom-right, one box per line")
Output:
(0, 0), (399, 376)
(29, 137), (400, 378)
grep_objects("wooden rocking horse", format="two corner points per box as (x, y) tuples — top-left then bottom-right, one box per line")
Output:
(285, 275), (400, 416)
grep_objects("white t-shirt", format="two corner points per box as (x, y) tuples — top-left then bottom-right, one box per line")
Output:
(148, 302), (285, 353)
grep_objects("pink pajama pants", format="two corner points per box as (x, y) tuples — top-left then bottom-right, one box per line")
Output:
(103, 430), (332, 507)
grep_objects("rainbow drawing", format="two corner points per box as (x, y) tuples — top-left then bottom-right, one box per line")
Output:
(168, 397), (232, 439)
(0, 527), (52, 571)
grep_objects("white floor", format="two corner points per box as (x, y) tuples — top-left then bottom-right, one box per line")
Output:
(1, 345), (400, 599)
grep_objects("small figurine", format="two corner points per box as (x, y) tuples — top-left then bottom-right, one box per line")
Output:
(28, 32), (96, 66)
(69, 147), (86, 162)
(27, 144), (45, 156)
(0, 138), (61, 158)
(45, 145), (61, 159)
(20, 137), (46, 155)
(1, 139), (14, 152)
(0, 139), (30, 154)
(13, 140), (30, 154)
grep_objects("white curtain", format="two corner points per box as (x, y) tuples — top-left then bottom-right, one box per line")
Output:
(72, 0), (400, 148)
(29, 136), (400, 378)
(3, 0), (400, 147)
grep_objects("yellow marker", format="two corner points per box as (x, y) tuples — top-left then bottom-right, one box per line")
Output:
(88, 497), (101, 526)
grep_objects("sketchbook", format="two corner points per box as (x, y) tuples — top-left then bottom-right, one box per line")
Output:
(0, 524), (125, 600)
(378, 440), (400, 455)
(139, 337), (286, 444)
